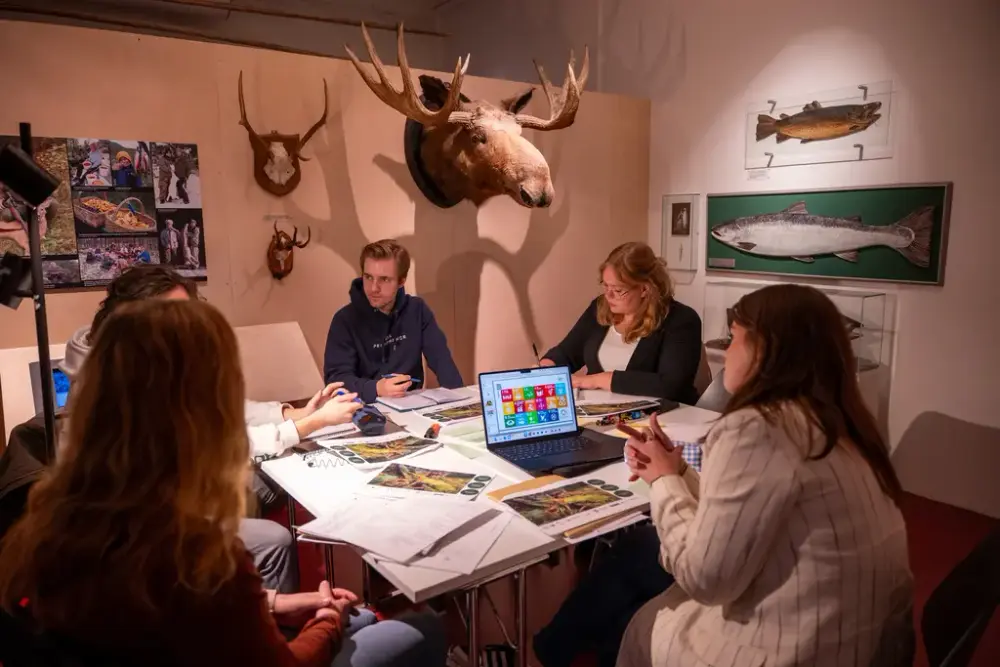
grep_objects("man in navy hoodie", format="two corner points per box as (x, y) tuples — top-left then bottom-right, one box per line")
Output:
(324, 239), (463, 403)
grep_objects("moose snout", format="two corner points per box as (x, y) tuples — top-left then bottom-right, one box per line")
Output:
(518, 184), (554, 208)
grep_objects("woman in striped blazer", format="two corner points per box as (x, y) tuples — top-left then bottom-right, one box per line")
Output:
(620, 284), (914, 667)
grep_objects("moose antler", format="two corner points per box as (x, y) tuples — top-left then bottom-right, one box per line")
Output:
(515, 48), (591, 131)
(292, 225), (311, 248)
(295, 80), (329, 162)
(345, 23), (473, 127)
(238, 71), (266, 148)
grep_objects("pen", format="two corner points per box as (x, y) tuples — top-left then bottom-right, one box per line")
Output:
(531, 343), (540, 364)
(381, 374), (422, 386)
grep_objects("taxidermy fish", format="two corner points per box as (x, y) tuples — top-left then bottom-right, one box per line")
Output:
(710, 201), (934, 267)
(756, 101), (881, 143)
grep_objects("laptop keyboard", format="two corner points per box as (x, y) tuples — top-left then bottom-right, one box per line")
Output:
(501, 436), (585, 462)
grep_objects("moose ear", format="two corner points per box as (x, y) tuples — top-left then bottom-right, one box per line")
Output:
(418, 75), (452, 111)
(501, 87), (534, 114)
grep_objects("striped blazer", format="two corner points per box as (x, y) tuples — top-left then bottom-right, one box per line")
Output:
(618, 404), (914, 667)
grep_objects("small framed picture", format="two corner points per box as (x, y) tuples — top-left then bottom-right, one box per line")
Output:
(661, 194), (699, 271)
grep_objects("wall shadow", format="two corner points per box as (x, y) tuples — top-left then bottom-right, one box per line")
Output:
(374, 131), (571, 383)
(891, 411), (1000, 519)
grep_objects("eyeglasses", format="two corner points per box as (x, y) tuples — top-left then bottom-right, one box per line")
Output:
(599, 281), (632, 299)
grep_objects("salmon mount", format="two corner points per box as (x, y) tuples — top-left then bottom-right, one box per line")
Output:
(238, 72), (329, 197)
(756, 100), (882, 145)
(345, 23), (589, 209)
(267, 221), (311, 280)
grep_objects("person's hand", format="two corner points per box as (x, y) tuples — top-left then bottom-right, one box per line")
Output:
(285, 383), (344, 421)
(538, 358), (556, 368)
(273, 580), (338, 628)
(570, 371), (612, 391)
(295, 391), (362, 437)
(377, 374), (412, 397)
(312, 582), (359, 626)
(625, 413), (686, 484)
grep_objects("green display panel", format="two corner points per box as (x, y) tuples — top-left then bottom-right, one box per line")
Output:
(705, 183), (951, 285)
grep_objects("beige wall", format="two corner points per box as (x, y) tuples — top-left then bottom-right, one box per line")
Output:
(0, 20), (649, 386)
(645, 0), (999, 516)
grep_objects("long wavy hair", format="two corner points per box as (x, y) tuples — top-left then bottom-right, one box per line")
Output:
(723, 284), (902, 503)
(596, 242), (674, 344)
(0, 299), (250, 627)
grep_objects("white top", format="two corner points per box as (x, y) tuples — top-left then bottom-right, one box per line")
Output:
(597, 325), (639, 372)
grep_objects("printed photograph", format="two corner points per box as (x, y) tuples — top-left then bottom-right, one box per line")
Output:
(503, 481), (620, 528)
(73, 190), (158, 235)
(671, 202), (691, 237)
(330, 436), (437, 466)
(152, 142), (201, 209)
(77, 236), (159, 284)
(0, 136), (77, 258)
(41, 258), (82, 289)
(67, 138), (113, 187)
(575, 400), (660, 417)
(156, 209), (206, 278)
(108, 140), (153, 189)
(422, 402), (484, 423)
(367, 463), (476, 495)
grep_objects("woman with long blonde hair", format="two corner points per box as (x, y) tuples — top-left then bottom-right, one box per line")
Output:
(540, 241), (703, 402)
(0, 299), (445, 667)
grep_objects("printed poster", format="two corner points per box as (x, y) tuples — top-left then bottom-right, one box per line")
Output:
(0, 135), (208, 290)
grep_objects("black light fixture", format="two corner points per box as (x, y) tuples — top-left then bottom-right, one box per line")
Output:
(0, 123), (62, 462)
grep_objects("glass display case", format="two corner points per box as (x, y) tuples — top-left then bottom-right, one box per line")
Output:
(702, 279), (889, 375)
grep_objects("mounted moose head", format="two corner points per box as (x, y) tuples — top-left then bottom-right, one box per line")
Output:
(345, 23), (589, 209)
(238, 71), (328, 197)
(267, 221), (311, 280)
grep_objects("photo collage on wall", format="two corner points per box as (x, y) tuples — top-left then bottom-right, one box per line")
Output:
(0, 136), (207, 289)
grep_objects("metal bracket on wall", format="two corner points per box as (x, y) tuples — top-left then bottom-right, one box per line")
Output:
(858, 85), (869, 101)
(854, 144), (864, 160)
(767, 99), (777, 114)
(764, 152), (775, 168)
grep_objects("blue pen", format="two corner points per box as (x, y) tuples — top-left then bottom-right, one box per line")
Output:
(335, 388), (364, 403)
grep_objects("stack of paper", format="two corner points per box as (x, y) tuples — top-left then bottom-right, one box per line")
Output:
(297, 494), (496, 566)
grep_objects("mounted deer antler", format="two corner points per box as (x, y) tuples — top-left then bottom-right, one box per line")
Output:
(238, 71), (329, 197)
(345, 23), (589, 209)
(267, 220), (312, 280)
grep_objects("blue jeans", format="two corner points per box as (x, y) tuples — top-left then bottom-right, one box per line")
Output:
(331, 608), (447, 667)
(533, 525), (675, 667)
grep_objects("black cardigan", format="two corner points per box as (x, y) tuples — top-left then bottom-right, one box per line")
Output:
(542, 297), (703, 404)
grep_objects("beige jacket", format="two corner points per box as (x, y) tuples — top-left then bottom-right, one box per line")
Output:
(618, 405), (913, 667)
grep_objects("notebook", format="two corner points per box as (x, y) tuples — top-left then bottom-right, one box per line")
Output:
(376, 387), (466, 411)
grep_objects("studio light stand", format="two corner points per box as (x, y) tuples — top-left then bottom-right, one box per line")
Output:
(0, 123), (62, 463)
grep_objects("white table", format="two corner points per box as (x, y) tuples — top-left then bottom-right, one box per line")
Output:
(261, 387), (720, 666)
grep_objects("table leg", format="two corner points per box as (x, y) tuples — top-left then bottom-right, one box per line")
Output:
(285, 496), (300, 584)
(323, 543), (336, 586)
(516, 569), (528, 667)
(467, 586), (480, 667)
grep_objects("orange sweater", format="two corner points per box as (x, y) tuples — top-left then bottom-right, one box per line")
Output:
(24, 551), (340, 667)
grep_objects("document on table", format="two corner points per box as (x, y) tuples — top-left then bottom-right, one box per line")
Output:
(296, 494), (493, 564)
(307, 422), (360, 440)
(372, 509), (511, 575)
(660, 420), (713, 443)
(377, 387), (467, 411)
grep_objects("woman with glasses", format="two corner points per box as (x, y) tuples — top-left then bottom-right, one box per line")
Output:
(539, 241), (703, 403)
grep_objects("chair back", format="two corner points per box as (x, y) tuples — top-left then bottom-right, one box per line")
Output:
(693, 345), (712, 397)
(695, 369), (731, 414)
(921, 524), (1000, 666)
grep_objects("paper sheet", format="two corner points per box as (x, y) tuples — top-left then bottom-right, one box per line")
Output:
(308, 422), (360, 439)
(297, 494), (493, 563)
(317, 432), (442, 469)
(499, 476), (647, 537)
(660, 421), (714, 443)
(375, 509), (511, 574)
(364, 462), (496, 501)
(417, 398), (484, 425)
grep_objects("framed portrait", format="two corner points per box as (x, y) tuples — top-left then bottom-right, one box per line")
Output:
(661, 194), (698, 271)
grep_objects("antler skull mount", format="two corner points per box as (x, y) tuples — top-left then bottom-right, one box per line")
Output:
(238, 71), (329, 197)
(345, 23), (589, 209)
(267, 220), (312, 280)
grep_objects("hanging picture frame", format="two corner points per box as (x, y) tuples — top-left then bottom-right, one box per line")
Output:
(661, 193), (698, 271)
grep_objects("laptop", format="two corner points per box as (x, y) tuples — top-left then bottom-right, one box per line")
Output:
(478, 365), (632, 474)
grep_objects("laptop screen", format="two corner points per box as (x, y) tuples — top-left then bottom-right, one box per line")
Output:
(478, 366), (578, 447)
